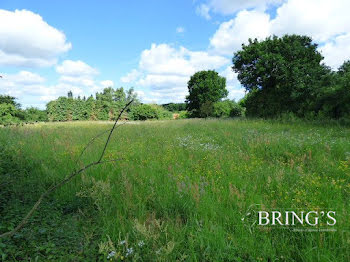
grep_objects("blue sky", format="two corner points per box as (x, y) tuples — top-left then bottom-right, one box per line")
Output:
(0, 0), (350, 108)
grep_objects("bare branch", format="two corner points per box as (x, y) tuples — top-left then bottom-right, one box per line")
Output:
(75, 121), (128, 165)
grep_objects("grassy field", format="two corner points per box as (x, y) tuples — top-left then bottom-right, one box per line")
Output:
(0, 119), (349, 261)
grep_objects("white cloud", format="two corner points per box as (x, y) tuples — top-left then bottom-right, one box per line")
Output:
(271, 0), (350, 43)
(209, 0), (350, 68)
(56, 60), (98, 76)
(121, 43), (229, 103)
(139, 44), (228, 76)
(0, 9), (71, 67)
(176, 27), (185, 33)
(100, 80), (114, 87)
(4, 71), (45, 85)
(58, 75), (95, 87)
(269, 0), (350, 68)
(54, 60), (106, 98)
(220, 66), (245, 101)
(210, 9), (271, 55)
(319, 33), (350, 70)
(196, 4), (211, 20)
(138, 74), (188, 89)
(0, 71), (57, 106)
(120, 69), (141, 83)
(0, 59), (115, 108)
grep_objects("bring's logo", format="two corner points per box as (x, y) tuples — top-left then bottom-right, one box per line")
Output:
(242, 206), (337, 232)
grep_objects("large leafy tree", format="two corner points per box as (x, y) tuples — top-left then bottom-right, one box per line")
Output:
(186, 70), (228, 117)
(232, 35), (329, 117)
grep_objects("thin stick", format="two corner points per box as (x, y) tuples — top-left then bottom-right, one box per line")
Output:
(76, 121), (128, 165)
(98, 100), (133, 162)
(0, 100), (133, 239)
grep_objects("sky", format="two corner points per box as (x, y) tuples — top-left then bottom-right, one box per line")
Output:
(0, 0), (350, 109)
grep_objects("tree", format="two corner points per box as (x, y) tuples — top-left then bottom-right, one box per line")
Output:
(315, 60), (350, 119)
(232, 35), (328, 117)
(186, 70), (228, 117)
(0, 95), (20, 108)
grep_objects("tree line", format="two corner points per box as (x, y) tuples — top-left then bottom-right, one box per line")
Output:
(1, 34), (349, 125)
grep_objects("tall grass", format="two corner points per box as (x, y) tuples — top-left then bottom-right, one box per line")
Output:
(0, 119), (349, 261)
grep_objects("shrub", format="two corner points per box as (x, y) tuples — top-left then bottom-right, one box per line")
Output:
(129, 104), (172, 120)
(212, 100), (244, 118)
(24, 107), (48, 122)
(177, 111), (189, 119)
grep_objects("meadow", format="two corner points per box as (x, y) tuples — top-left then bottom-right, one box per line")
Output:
(0, 119), (349, 261)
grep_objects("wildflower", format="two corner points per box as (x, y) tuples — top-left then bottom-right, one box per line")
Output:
(138, 241), (145, 247)
(119, 240), (126, 245)
(107, 251), (116, 259)
(126, 247), (134, 257)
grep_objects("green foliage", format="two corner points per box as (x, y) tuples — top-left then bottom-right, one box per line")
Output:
(129, 104), (172, 120)
(47, 88), (139, 121)
(0, 95), (20, 108)
(162, 103), (186, 112)
(315, 60), (350, 119)
(212, 100), (244, 118)
(177, 111), (189, 119)
(24, 107), (48, 122)
(199, 101), (214, 118)
(186, 70), (228, 117)
(233, 35), (329, 118)
(0, 103), (20, 126)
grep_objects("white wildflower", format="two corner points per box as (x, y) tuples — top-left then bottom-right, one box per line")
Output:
(107, 251), (116, 259)
(138, 241), (145, 247)
(126, 247), (134, 257)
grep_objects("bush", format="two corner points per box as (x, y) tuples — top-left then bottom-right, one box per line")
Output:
(129, 104), (172, 120)
(212, 100), (244, 118)
(24, 107), (48, 122)
(0, 103), (21, 126)
(178, 111), (189, 119)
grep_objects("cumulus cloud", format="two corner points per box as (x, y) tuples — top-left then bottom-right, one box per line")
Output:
(209, 0), (350, 69)
(219, 66), (245, 101)
(120, 69), (141, 83)
(100, 80), (114, 88)
(54, 60), (115, 99)
(139, 44), (228, 76)
(271, 0), (350, 43)
(0, 59), (114, 108)
(210, 9), (271, 55)
(56, 60), (98, 76)
(0, 71), (54, 105)
(319, 33), (350, 69)
(121, 43), (229, 103)
(0, 9), (71, 67)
